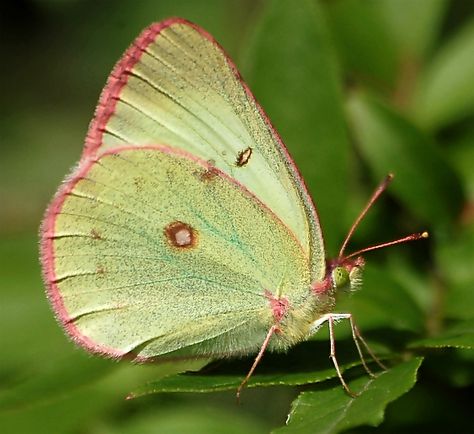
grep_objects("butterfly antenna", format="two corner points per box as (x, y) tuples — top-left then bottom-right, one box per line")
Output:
(338, 174), (394, 259)
(343, 231), (429, 260)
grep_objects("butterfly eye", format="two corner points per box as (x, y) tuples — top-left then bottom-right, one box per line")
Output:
(332, 266), (349, 289)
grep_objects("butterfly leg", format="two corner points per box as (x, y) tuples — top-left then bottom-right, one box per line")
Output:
(348, 315), (387, 372)
(326, 313), (358, 397)
(312, 312), (386, 395)
(346, 315), (376, 377)
(236, 324), (278, 401)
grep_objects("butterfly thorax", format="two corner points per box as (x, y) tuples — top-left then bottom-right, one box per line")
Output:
(267, 290), (335, 352)
(267, 256), (364, 351)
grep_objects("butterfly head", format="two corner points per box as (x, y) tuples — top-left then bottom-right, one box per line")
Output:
(318, 175), (428, 295)
(311, 256), (365, 295)
(330, 256), (365, 293)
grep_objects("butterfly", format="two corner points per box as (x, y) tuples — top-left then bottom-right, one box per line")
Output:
(40, 18), (427, 398)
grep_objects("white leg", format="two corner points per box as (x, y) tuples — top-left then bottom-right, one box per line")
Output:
(327, 314), (357, 397)
(348, 316), (387, 371)
(309, 312), (386, 396)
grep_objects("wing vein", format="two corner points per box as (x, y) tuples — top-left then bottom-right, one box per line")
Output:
(138, 47), (248, 151)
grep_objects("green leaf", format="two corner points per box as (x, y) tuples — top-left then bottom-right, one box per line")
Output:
(386, 253), (434, 316)
(324, 0), (399, 87)
(410, 319), (474, 349)
(276, 357), (423, 434)
(380, 0), (447, 60)
(448, 124), (474, 199)
(127, 341), (390, 398)
(101, 405), (267, 434)
(0, 235), (76, 376)
(0, 352), (206, 411)
(0, 359), (206, 434)
(412, 19), (474, 129)
(0, 380), (116, 434)
(129, 366), (344, 397)
(0, 353), (113, 411)
(243, 0), (350, 254)
(347, 92), (464, 228)
(436, 224), (474, 320)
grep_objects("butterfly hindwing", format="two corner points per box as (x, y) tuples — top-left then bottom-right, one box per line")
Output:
(42, 146), (311, 358)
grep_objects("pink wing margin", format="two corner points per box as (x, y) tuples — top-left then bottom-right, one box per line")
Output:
(83, 18), (186, 158)
(40, 157), (126, 358)
(82, 17), (322, 243)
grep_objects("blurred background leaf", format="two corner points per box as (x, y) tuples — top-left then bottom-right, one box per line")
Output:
(347, 92), (464, 229)
(411, 319), (474, 349)
(412, 18), (474, 130)
(1, 0), (473, 433)
(381, 0), (448, 61)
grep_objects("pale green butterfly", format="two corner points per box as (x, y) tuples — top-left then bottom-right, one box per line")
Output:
(40, 18), (427, 397)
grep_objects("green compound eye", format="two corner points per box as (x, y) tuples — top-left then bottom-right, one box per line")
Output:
(332, 266), (349, 289)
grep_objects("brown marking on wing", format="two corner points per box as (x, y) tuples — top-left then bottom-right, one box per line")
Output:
(236, 147), (252, 167)
(90, 228), (103, 240)
(164, 221), (198, 249)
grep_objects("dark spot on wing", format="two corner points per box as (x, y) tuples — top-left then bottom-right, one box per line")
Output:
(164, 221), (197, 249)
(90, 228), (103, 240)
(197, 159), (219, 182)
(236, 147), (252, 167)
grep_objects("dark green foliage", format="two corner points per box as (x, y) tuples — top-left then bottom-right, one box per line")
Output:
(1, 0), (472, 432)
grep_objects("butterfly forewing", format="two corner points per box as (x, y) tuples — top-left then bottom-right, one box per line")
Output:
(85, 19), (325, 282)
